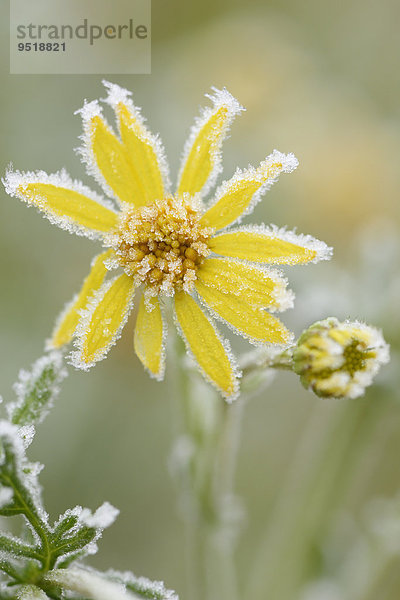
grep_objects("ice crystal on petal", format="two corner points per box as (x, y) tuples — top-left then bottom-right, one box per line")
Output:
(173, 306), (241, 403)
(178, 87), (244, 198)
(205, 150), (299, 226)
(102, 80), (172, 193)
(70, 276), (136, 371)
(224, 224), (333, 264)
(2, 167), (116, 240)
(75, 100), (120, 203)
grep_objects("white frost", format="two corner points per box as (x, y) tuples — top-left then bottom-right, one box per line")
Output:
(177, 87), (244, 198)
(70, 275), (136, 371)
(45, 568), (135, 600)
(102, 80), (172, 195)
(80, 501), (119, 529)
(205, 149), (299, 228)
(2, 166), (117, 241)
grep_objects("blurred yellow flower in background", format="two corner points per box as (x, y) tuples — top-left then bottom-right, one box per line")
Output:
(3, 82), (331, 400)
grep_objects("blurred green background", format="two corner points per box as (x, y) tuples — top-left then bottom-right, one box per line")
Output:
(1, 0), (400, 598)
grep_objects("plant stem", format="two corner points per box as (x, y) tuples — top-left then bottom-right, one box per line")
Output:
(170, 334), (244, 600)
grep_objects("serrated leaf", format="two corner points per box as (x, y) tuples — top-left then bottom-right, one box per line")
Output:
(9, 352), (67, 428)
(106, 569), (179, 600)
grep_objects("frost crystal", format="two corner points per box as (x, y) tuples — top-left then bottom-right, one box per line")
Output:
(80, 501), (119, 529)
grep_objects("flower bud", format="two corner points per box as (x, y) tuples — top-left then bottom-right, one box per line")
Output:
(293, 318), (389, 399)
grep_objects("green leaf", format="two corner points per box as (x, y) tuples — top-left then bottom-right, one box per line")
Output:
(9, 352), (67, 428)
(105, 569), (179, 600)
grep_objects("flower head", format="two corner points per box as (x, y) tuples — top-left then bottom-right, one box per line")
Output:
(3, 82), (331, 400)
(293, 317), (390, 399)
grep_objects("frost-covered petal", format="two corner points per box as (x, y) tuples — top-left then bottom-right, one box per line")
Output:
(197, 257), (294, 311)
(177, 88), (244, 198)
(71, 274), (136, 370)
(103, 81), (170, 206)
(134, 293), (166, 381)
(3, 168), (118, 239)
(77, 100), (148, 207)
(209, 225), (332, 265)
(49, 250), (115, 349)
(195, 281), (292, 345)
(174, 291), (240, 401)
(200, 150), (298, 230)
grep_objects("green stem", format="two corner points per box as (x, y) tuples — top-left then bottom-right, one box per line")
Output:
(170, 334), (243, 600)
(1, 474), (53, 571)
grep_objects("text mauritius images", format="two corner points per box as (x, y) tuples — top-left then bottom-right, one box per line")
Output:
(16, 18), (148, 46)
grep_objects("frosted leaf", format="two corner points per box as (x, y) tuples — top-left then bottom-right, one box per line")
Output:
(2, 167), (117, 241)
(44, 568), (135, 600)
(106, 568), (179, 600)
(9, 351), (67, 428)
(0, 487), (13, 509)
(80, 502), (119, 529)
(17, 425), (35, 449)
(49, 502), (118, 568)
(17, 585), (48, 600)
(0, 421), (47, 526)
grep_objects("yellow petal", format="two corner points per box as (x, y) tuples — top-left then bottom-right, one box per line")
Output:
(4, 169), (118, 238)
(174, 291), (239, 400)
(195, 281), (291, 345)
(90, 114), (141, 205)
(200, 151), (298, 230)
(103, 83), (168, 206)
(177, 88), (243, 197)
(134, 294), (165, 380)
(50, 250), (115, 348)
(209, 228), (331, 265)
(197, 258), (292, 310)
(73, 274), (136, 369)
(79, 102), (153, 207)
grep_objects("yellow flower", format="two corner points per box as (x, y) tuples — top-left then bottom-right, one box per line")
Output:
(293, 318), (390, 399)
(3, 82), (331, 401)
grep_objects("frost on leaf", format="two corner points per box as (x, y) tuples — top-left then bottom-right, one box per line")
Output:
(105, 569), (179, 600)
(0, 416), (118, 582)
(8, 351), (67, 428)
(0, 420), (47, 525)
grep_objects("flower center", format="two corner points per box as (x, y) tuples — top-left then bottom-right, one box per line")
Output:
(317, 339), (374, 379)
(341, 339), (374, 376)
(113, 196), (213, 295)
